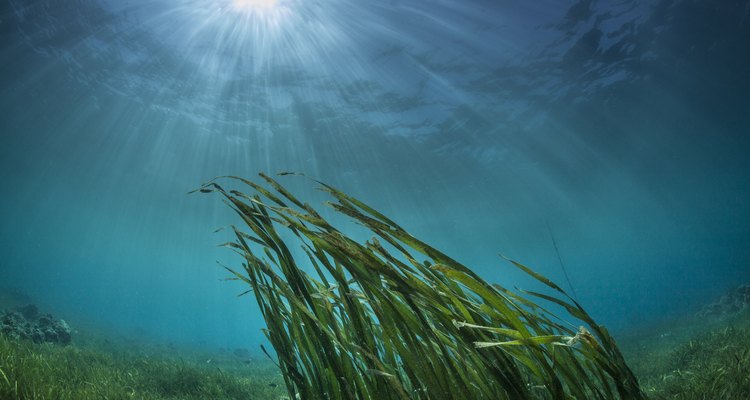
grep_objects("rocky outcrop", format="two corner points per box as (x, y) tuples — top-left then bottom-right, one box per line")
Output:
(0, 304), (72, 345)
(697, 285), (750, 318)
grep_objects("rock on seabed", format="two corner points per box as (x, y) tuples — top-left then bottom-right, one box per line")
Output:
(0, 304), (72, 345)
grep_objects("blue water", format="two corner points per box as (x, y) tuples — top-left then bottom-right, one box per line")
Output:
(1, 0), (748, 352)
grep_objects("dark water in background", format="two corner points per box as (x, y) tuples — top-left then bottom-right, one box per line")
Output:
(0, 0), (748, 352)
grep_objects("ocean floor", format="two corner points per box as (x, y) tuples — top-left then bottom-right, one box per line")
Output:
(1, 287), (748, 400)
(620, 292), (750, 399)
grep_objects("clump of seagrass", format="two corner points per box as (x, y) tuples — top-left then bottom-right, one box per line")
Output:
(197, 173), (644, 400)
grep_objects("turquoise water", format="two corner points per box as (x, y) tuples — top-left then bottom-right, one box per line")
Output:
(1, 0), (748, 353)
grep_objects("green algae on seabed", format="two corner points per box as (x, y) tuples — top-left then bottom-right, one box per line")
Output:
(199, 172), (646, 400)
(622, 307), (750, 399)
(0, 332), (280, 400)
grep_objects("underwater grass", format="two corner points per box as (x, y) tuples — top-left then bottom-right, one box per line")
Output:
(0, 333), (280, 400)
(622, 309), (750, 399)
(199, 172), (646, 400)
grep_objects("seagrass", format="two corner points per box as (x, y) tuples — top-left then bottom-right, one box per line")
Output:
(198, 172), (644, 399)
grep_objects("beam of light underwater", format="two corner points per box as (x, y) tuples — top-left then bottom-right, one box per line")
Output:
(116, 0), (367, 82)
(81, 0), (539, 169)
(97, 0), (500, 91)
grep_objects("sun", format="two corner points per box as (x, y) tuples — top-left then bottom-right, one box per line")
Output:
(232, 0), (279, 11)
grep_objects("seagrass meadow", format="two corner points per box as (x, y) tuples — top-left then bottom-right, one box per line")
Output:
(197, 173), (645, 400)
(2, 305), (750, 399)
(2, 1), (750, 399)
